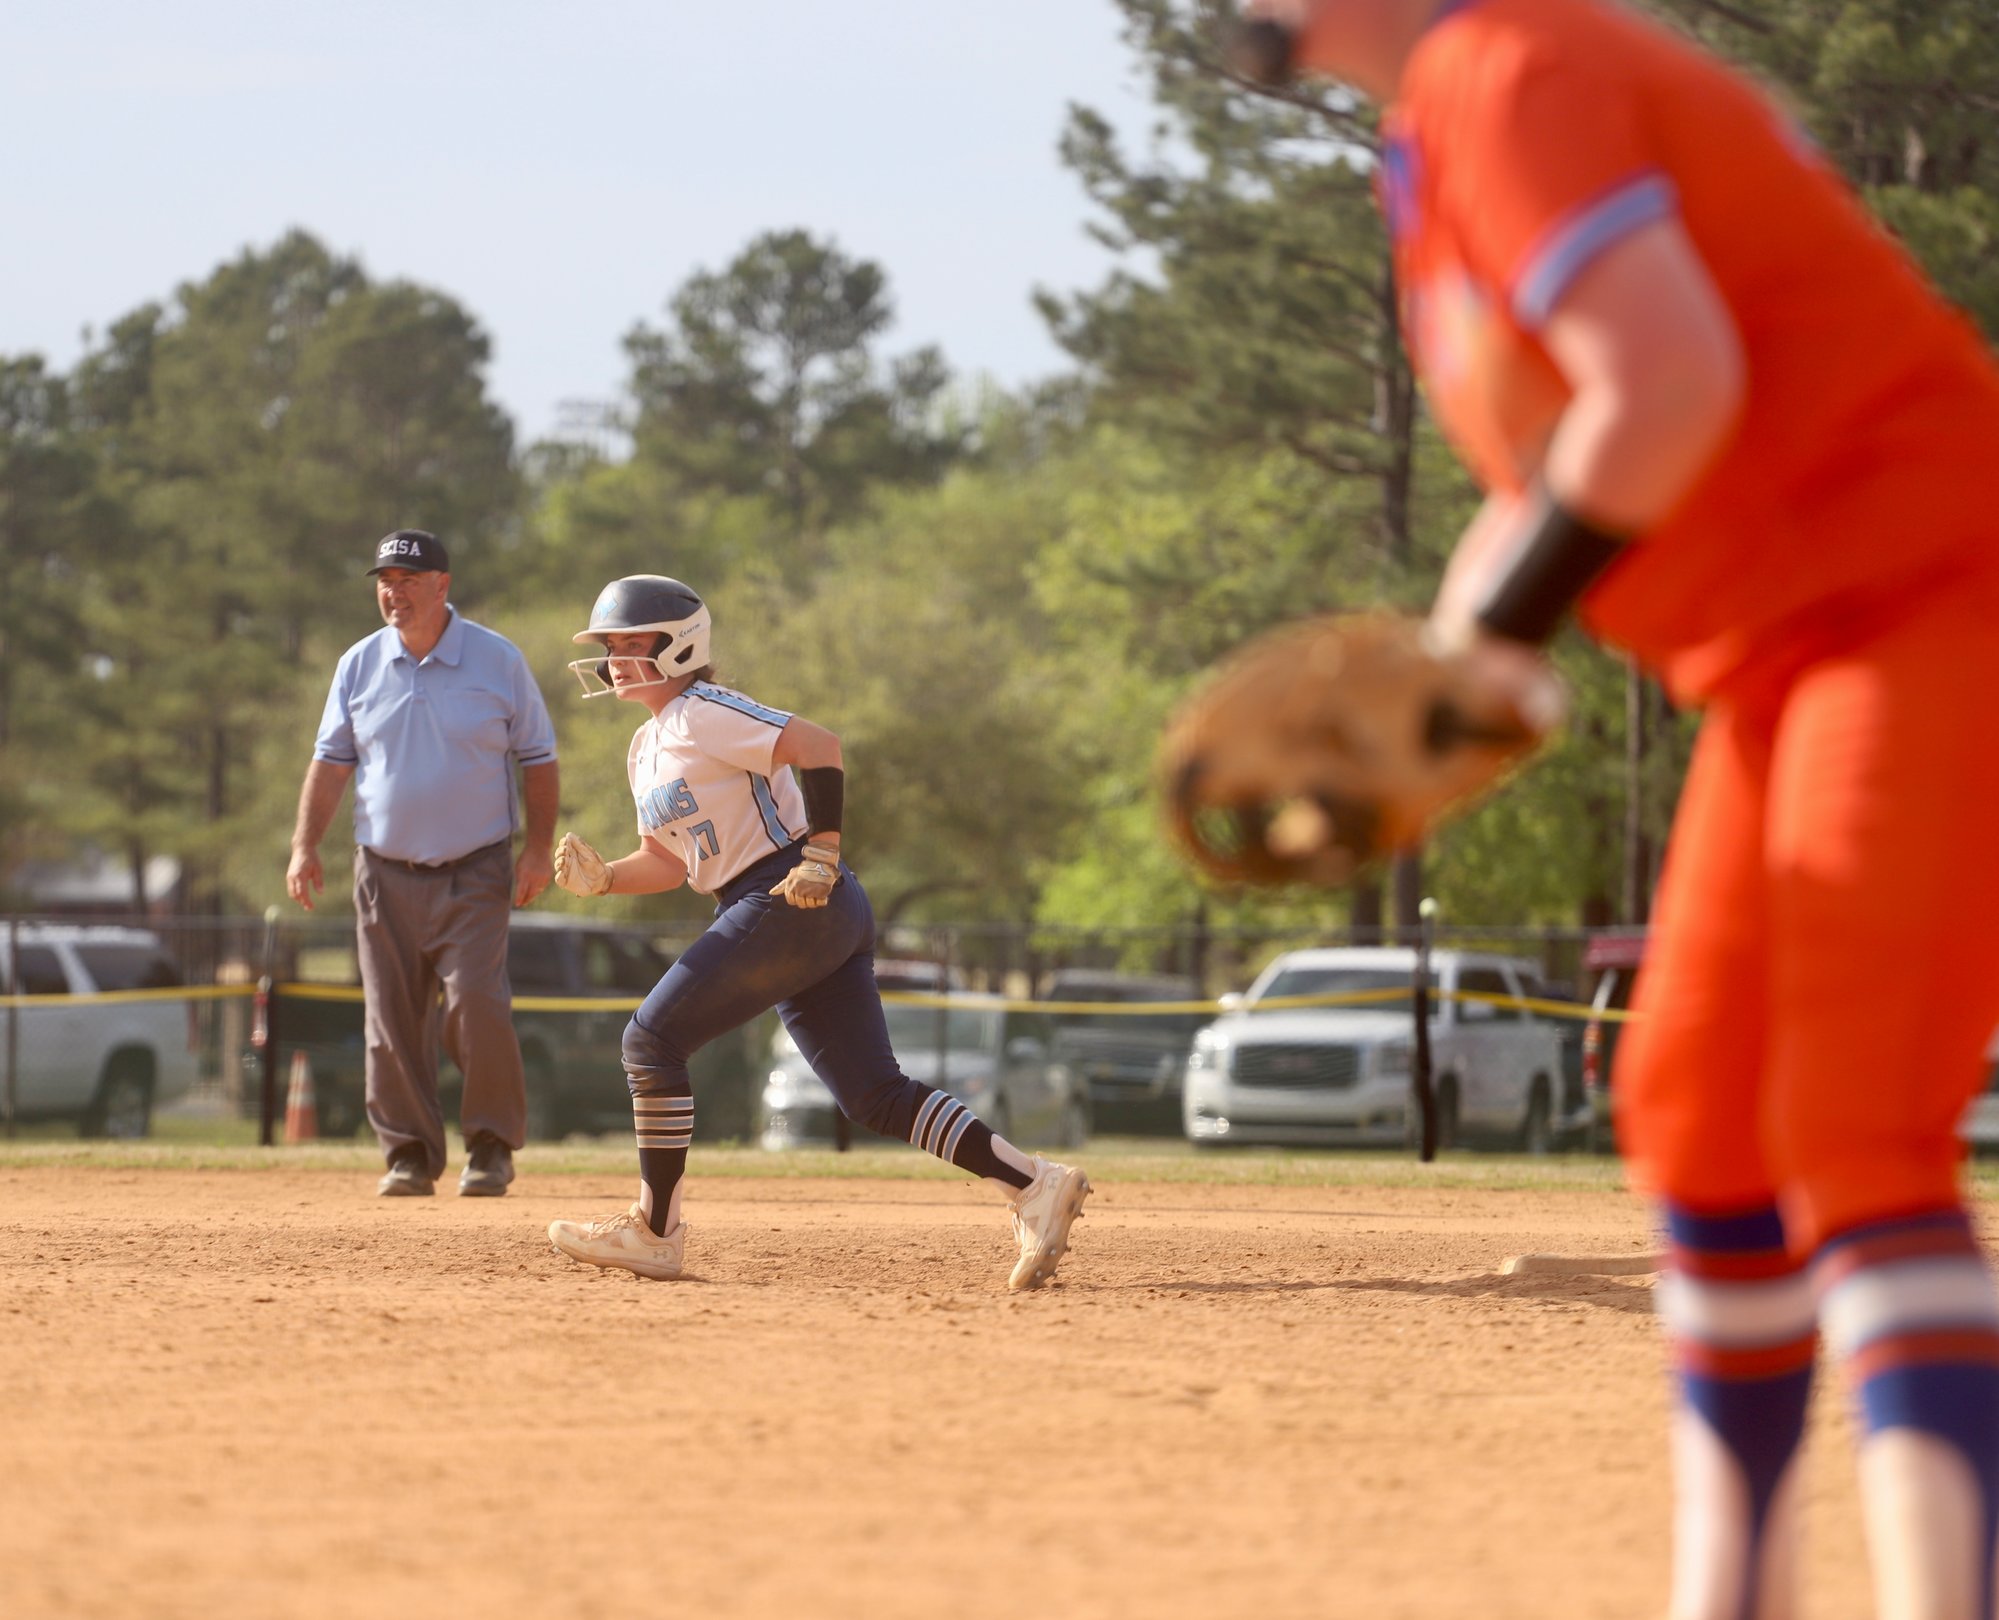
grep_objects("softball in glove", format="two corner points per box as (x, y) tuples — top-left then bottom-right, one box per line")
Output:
(1159, 613), (1564, 886)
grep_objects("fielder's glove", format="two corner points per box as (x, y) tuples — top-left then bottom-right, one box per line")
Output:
(1158, 614), (1564, 887)
(553, 831), (612, 897)
(769, 843), (841, 909)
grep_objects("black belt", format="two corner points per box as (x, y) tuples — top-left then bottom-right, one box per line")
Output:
(363, 840), (507, 874)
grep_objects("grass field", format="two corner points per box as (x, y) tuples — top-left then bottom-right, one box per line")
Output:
(0, 1118), (1648, 1189)
(14, 1113), (1999, 1196)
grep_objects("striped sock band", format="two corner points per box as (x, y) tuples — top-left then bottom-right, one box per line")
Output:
(633, 1094), (694, 1236)
(1816, 1207), (1999, 1614)
(1658, 1203), (1817, 1620)
(634, 1094), (695, 1152)
(905, 1086), (1031, 1189)
(911, 1089), (979, 1163)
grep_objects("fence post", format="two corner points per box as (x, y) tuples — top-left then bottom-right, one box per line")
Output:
(258, 905), (280, 1148)
(1412, 896), (1438, 1163)
(4, 914), (18, 1140)
(934, 925), (954, 1093)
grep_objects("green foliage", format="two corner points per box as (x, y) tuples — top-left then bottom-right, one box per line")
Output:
(624, 228), (961, 554)
(722, 462), (1085, 927)
(4, 232), (519, 910)
(1640, 0), (1999, 331)
(0, 357), (111, 888)
(5, 2), (1992, 934)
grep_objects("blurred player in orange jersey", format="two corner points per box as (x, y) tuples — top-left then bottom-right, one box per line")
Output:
(1235, 2), (1999, 1616)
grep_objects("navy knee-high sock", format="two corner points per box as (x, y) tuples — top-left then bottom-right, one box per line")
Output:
(1816, 1208), (1999, 1620)
(632, 1092), (693, 1235)
(1658, 1203), (1817, 1620)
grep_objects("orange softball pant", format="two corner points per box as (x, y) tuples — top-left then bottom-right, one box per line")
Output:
(1615, 560), (1999, 1253)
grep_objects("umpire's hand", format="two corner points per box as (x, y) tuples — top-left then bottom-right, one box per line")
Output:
(286, 845), (324, 911)
(514, 841), (554, 907)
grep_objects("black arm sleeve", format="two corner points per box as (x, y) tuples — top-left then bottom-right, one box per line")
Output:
(799, 766), (844, 836)
(1473, 485), (1630, 646)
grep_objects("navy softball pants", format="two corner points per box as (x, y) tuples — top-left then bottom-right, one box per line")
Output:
(621, 844), (965, 1148)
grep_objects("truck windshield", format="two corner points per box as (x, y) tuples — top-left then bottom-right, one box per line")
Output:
(1255, 968), (1414, 1014)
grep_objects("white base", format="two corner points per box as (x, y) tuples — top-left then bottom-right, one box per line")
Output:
(1501, 1251), (1666, 1277)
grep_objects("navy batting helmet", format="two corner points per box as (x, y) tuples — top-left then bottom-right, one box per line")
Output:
(566, 575), (712, 698)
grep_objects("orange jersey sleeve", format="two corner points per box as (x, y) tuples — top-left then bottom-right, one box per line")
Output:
(1429, 37), (1668, 331)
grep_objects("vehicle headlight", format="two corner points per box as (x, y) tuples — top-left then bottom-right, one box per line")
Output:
(771, 1026), (800, 1059)
(1374, 1043), (1413, 1078)
(764, 1068), (793, 1104)
(1187, 1033), (1227, 1073)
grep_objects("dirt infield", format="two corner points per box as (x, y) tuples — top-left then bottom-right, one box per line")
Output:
(0, 1157), (1897, 1620)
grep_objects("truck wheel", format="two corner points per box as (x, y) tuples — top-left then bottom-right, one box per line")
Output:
(1518, 1078), (1554, 1156)
(1411, 1076), (1461, 1153)
(81, 1053), (154, 1140)
(1058, 1094), (1092, 1149)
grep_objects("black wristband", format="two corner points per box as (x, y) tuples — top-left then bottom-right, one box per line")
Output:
(799, 766), (844, 835)
(1473, 486), (1629, 646)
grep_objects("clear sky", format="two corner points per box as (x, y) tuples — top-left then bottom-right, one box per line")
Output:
(1, 1), (1156, 443)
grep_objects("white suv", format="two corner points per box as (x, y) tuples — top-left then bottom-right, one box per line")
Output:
(1182, 947), (1566, 1152)
(0, 925), (199, 1136)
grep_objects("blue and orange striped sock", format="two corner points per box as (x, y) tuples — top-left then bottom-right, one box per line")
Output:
(1658, 1203), (1817, 1620)
(1816, 1208), (1999, 1619)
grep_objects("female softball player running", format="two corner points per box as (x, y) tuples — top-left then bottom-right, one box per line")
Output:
(544, 574), (1090, 1291)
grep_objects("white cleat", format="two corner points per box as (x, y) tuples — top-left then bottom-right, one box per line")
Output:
(548, 1203), (686, 1281)
(1008, 1157), (1091, 1292)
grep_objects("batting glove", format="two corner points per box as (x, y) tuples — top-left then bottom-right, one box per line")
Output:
(553, 832), (612, 897)
(769, 843), (840, 909)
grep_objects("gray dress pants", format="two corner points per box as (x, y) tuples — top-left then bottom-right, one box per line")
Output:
(355, 842), (526, 1175)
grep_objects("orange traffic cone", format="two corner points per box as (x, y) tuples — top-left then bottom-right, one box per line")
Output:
(283, 1050), (319, 1144)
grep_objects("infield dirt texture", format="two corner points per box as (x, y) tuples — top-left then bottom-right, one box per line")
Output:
(0, 1149), (1921, 1619)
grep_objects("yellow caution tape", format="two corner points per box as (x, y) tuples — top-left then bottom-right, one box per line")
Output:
(0, 983), (255, 1009)
(0, 979), (1636, 1024)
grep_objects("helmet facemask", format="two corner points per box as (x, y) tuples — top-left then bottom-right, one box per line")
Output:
(568, 629), (707, 698)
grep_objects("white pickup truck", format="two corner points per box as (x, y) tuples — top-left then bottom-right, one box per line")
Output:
(1181, 947), (1567, 1152)
(0, 925), (199, 1136)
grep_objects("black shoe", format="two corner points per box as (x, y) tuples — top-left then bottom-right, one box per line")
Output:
(377, 1146), (436, 1197)
(459, 1135), (515, 1198)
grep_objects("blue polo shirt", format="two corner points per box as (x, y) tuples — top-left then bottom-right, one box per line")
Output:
(313, 609), (558, 865)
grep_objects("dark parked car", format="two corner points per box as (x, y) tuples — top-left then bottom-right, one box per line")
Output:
(1038, 970), (1207, 1135)
(759, 993), (1089, 1152)
(249, 917), (759, 1141)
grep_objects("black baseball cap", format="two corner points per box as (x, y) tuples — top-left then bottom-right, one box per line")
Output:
(367, 529), (449, 575)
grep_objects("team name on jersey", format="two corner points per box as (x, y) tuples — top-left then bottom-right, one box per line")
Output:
(637, 777), (701, 833)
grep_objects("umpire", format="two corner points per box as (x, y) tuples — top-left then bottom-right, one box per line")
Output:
(286, 530), (559, 1198)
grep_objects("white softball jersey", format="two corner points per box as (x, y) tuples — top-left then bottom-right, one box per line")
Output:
(625, 682), (809, 894)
